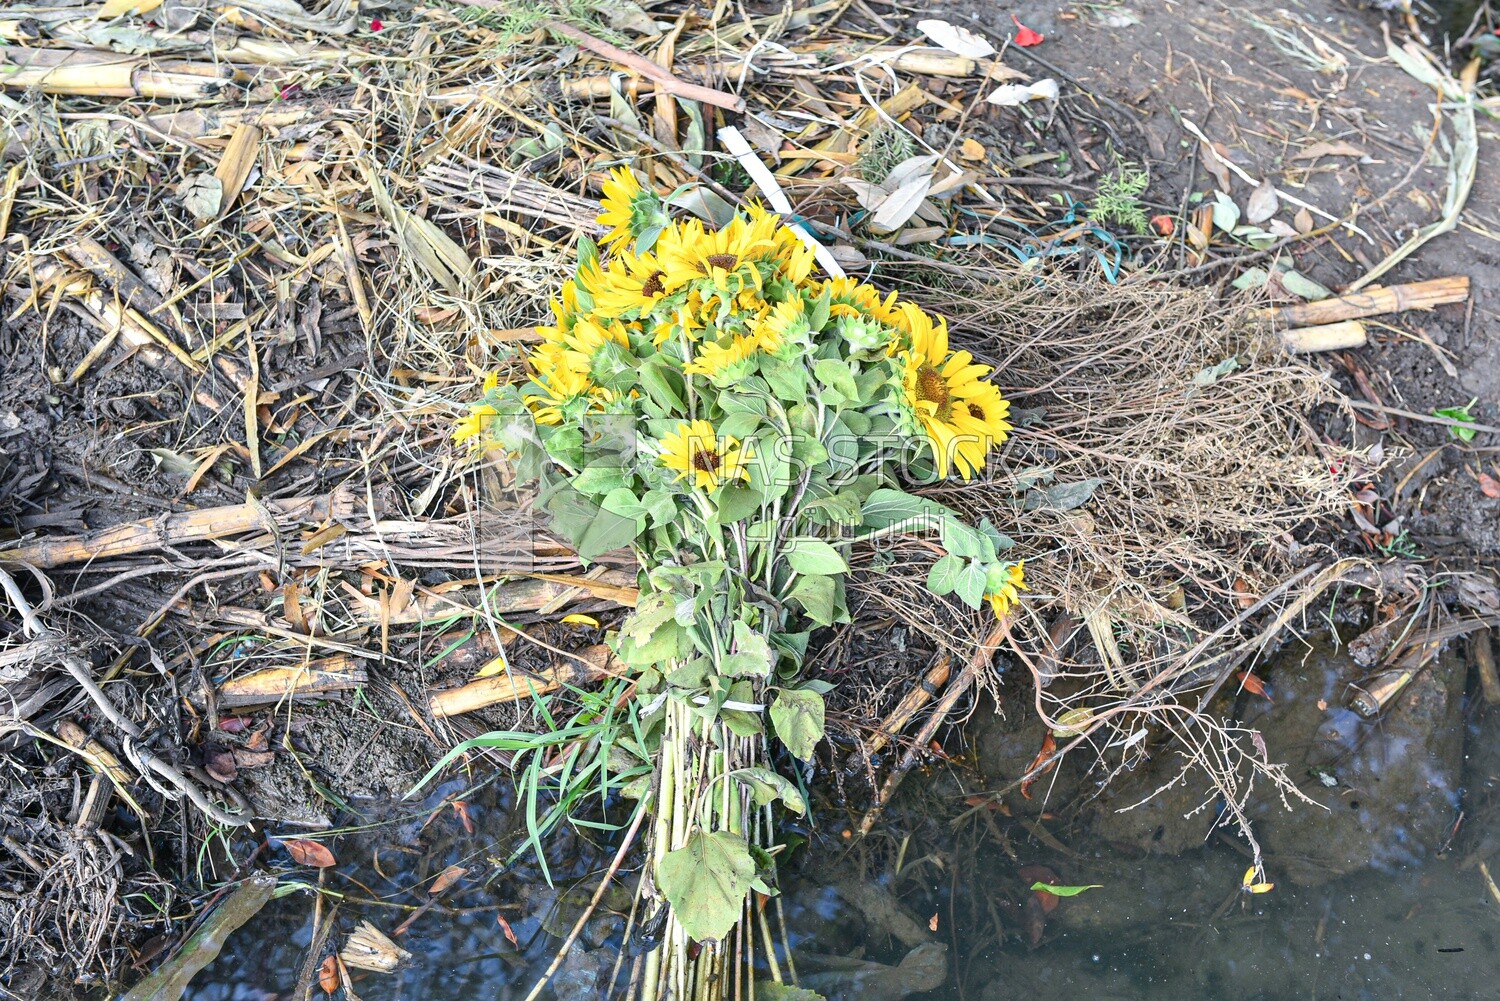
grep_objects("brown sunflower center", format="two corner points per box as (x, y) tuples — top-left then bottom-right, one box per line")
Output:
(691, 447), (721, 473)
(641, 271), (665, 297)
(915, 364), (953, 420)
(705, 253), (739, 271)
(967, 402), (986, 421)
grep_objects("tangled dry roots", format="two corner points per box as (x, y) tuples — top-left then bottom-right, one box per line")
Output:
(837, 265), (1350, 845)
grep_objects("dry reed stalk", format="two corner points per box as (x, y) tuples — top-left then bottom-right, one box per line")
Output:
(0, 46), (232, 99)
(217, 655), (368, 708)
(1254, 275), (1469, 326)
(0, 493), (353, 568)
(1281, 319), (1368, 353)
(428, 646), (618, 718)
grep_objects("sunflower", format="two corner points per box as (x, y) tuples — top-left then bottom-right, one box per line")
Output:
(536, 279), (582, 343)
(582, 252), (669, 320)
(984, 561), (1027, 618)
(683, 334), (760, 382)
(658, 216), (776, 295)
(896, 312), (1011, 480)
(526, 355), (594, 426)
(453, 403), (499, 444)
(659, 420), (751, 490)
(753, 295), (810, 354)
(823, 277), (901, 326)
(597, 167), (668, 248)
(747, 204), (816, 285)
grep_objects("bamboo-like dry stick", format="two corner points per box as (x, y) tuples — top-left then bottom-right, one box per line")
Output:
(537, 17), (747, 112)
(217, 655), (368, 708)
(1280, 320), (1368, 354)
(428, 647), (617, 718)
(0, 46), (232, 99)
(0, 492), (352, 568)
(863, 655), (952, 756)
(857, 624), (1007, 835)
(1255, 276), (1469, 328)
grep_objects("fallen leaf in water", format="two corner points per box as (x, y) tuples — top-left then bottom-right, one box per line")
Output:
(453, 799), (476, 834)
(1235, 670), (1271, 699)
(1011, 14), (1044, 46)
(318, 955), (339, 994)
(1020, 732), (1058, 800)
(498, 913), (518, 946)
(429, 865), (467, 897)
(120, 876), (277, 1001)
(1031, 881), (1104, 898)
(1478, 471), (1500, 498)
(283, 839), (337, 868)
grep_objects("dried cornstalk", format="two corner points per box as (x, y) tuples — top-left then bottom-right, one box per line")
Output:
(0, 46), (232, 99)
(1255, 276), (1469, 327)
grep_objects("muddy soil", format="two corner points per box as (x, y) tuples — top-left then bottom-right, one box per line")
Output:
(973, 0), (1500, 556)
(1, 0), (1496, 995)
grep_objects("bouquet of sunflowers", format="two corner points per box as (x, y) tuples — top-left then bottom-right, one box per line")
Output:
(453, 169), (1025, 998)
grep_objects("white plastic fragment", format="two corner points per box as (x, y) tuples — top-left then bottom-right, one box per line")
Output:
(915, 18), (996, 59)
(985, 78), (1059, 106)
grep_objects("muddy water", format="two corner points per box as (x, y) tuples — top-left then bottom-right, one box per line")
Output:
(170, 646), (1498, 1001)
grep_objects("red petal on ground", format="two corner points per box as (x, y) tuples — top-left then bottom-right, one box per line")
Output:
(1012, 15), (1044, 46)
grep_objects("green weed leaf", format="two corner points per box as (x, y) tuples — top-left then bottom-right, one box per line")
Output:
(658, 830), (756, 942)
(770, 688), (825, 762)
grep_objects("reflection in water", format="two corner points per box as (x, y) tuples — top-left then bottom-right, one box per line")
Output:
(175, 637), (1498, 1001)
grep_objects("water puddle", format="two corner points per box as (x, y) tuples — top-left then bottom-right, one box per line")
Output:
(160, 632), (1498, 1001)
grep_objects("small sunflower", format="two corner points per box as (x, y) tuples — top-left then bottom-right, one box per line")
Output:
(659, 420), (751, 490)
(683, 334), (760, 382)
(754, 296), (811, 354)
(897, 314), (1011, 480)
(526, 356), (594, 426)
(583, 252), (669, 320)
(984, 561), (1027, 618)
(823, 277), (901, 327)
(453, 403), (499, 444)
(597, 167), (668, 248)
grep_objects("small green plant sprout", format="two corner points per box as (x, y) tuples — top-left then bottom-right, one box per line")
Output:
(1090, 157), (1150, 233)
(857, 122), (917, 183)
(1432, 398), (1479, 442)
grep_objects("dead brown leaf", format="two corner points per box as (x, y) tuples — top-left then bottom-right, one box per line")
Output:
(318, 955), (339, 995)
(1292, 141), (1366, 161)
(429, 864), (468, 897)
(1479, 471), (1500, 499)
(1202, 141), (1232, 192)
(232, 749), (275, 769)
(284, 838), (337, 868)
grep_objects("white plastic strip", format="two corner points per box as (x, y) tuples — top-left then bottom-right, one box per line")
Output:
(717, 124), (846, 278)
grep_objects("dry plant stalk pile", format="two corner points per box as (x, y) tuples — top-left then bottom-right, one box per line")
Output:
(0, 0), (1388, 993)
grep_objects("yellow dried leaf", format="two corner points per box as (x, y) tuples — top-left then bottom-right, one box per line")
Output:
(100, 0), (164, 16)
(561, 613), (600, 627)
(959, 138), (986, 162)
